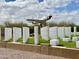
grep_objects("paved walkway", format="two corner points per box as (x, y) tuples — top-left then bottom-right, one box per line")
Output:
(0, 48), (71, 59)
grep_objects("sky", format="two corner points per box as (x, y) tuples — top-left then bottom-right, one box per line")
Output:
(5, 0), (42, 2)
(5, 0), (15, 2)
(0, 0), (79, 25)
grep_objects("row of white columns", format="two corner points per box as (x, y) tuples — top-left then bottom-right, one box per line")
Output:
(41, 26), (78, 40)
(0, 26), (78, 45)
(4, 26), (39, 45)
(41, 27), (72, 40)
(0, 26), (79, 48)
(4, 27), (30, 44)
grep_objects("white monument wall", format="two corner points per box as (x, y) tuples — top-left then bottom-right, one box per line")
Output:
(41, 26), (49, 41)
(58, 27), (65, 39)
(23, 27), (29, 43)
(4, 28), (12, 41)
(49, 27), (58, 39)
(64, 27), (71, 37)
(13, 27), (22, 42)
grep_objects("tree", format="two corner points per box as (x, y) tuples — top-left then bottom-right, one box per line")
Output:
(4, 21), (28, 28)
(47, 22), (58, 27)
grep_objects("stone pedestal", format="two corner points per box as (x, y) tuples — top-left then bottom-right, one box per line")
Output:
(50, 39), (59, 46)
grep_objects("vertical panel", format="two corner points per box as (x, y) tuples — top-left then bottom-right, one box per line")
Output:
(23, 27), (29, 43)
(34, 26), (39, 45)
(13, 27), (22, 42)
(0, 28), (1, 40)
(49, 27), (58, 39)
(4, 28), (12, 41)
(41, 26), (49, 40)
(58, 27), (65, 39)
(74, 27), (77, 35)
(64, 27), (71, 38)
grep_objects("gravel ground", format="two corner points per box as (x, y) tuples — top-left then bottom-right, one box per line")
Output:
(0, 48), (71, 59)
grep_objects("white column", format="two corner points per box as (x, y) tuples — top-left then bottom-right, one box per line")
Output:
(49, 27), (58, 39)
(64, 27), (71, 38)
(13, 27), (22, 42)
(0, 28), (1, 40)
(23, 27), (29, 43)
(74, 27), (77, 35)
(4, 28), (12, 41)
(34, 26), (39, 45)
(58, 27), (65, 39)
(41, 26), (49, 41)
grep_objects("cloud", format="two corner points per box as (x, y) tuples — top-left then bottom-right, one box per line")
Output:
(5, 0), (38, 8)
(48, 9), (79, 25)
(9, 0), (72, 18)
(34, 0), (72, 10)
(0, 0), (79, 25)
(0, 0), (5, 2)
(5, 0), (72, 9)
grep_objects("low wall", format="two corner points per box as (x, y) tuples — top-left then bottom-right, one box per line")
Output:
(0, 42), (79, 59)
(0, 42), (41, 53)
(48, 47), (79, 59)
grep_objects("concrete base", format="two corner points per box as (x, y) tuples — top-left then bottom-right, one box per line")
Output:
(0, 42), (79, 59)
